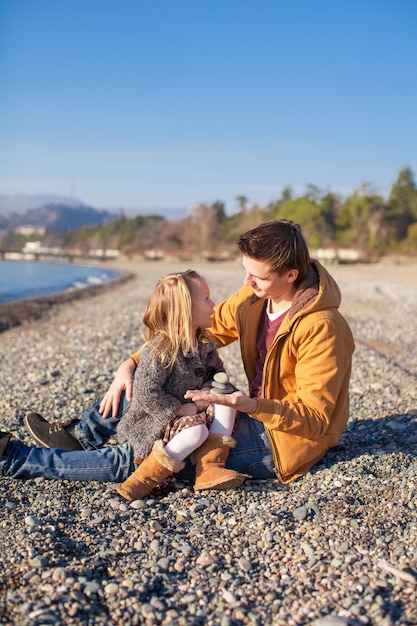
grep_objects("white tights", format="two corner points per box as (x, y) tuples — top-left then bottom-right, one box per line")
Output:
(164, 404), (237, 461)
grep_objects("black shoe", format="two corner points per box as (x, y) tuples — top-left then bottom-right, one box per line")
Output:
(24, 412), (83, 451)
(0, 432), (11, 457)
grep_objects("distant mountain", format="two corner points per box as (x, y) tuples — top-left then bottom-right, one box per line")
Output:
(0, 194), (85, 214)
(0, 202), (114, 231)
(0, 194), (188, 222)
(115, 206), (188, 220)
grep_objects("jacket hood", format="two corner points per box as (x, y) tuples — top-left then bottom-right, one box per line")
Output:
(288, 260), (341, 321)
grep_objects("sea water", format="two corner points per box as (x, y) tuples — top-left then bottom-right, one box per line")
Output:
(0, 259), (121, 303)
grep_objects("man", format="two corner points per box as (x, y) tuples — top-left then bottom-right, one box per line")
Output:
(8, 219), (354, 483)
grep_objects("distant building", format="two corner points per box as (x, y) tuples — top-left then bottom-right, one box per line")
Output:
(14, 226), (46, 236)
(22, 241), (42, 252)
(88, 248), (120, 258)
(314, 247), (361, 264)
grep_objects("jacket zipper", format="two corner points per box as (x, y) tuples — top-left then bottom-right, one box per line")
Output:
(265, 427), (283, 480)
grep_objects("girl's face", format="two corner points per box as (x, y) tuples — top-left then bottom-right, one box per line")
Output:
(190, 278), (215, 332)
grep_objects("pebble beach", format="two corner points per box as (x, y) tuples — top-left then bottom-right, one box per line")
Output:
(0, 257), (416, 626)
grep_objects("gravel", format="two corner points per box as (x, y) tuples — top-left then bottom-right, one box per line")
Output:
(0, 257), (416, 626)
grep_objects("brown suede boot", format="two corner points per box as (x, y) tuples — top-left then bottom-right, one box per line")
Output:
(193, 433), (251, 491)
(117, 440), (185, 501)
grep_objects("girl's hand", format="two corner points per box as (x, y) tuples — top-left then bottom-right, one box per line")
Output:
(176, 403), (199, 417)
(184, 389), (258, 415)
(193, 387), (213, 411)
(194, 398), (211, 411)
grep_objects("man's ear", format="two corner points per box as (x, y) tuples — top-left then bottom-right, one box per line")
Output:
(287, 269), (299, 284)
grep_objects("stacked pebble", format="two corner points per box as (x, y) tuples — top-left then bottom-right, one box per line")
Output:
(0, 258), (416, 626)
(211, 372), (234, 395)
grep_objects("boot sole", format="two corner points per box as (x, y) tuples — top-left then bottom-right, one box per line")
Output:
(116, 484), (135, 501)
(194, 475), (249, 490)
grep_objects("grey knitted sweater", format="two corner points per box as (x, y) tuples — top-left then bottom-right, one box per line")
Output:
(117, 332), (226, 459)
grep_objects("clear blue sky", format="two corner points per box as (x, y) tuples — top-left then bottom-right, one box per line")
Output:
(1, 0), (416, 215)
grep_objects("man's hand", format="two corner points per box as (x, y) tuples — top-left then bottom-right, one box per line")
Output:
(184, 388), (258, 415)
(99, 357), (137, 419)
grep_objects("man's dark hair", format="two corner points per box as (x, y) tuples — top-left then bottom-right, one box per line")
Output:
(237, 220), (310, 285)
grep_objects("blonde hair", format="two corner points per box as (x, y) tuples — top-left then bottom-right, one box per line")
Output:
(142, 270), (206, 370)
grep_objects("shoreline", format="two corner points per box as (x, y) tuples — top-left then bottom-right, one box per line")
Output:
(0, 268), (135, 333)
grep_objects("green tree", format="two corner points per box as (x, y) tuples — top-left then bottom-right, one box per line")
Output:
(236, 195), (248, 214)
(406, 222), (417, 252)
(304, 184), (321, 203)
(321, 192), (340, 239)
(387, 167), (417, 241)
(268, 186), (293, 215)
(281, 186), (293, 201)
(211, 200), (227, 224)
(272, 196), (327, 247)
(336, 184), (387, 252)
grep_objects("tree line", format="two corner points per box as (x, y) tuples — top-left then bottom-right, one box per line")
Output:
(3, 167), (417, 259)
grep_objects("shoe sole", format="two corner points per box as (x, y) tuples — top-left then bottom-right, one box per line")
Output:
(24, 413), (51, 448)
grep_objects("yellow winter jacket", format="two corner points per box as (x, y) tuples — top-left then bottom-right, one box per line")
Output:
(206, 260), (355, 483)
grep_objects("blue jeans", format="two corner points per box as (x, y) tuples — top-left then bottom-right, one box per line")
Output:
(1, 396), (274, 482)
(1, 440), (135, 482)
(74, 392), (132, 451)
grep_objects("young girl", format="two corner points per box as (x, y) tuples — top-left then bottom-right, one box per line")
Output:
(115, 270), (249, 501)
(0, 270), (249, 493)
